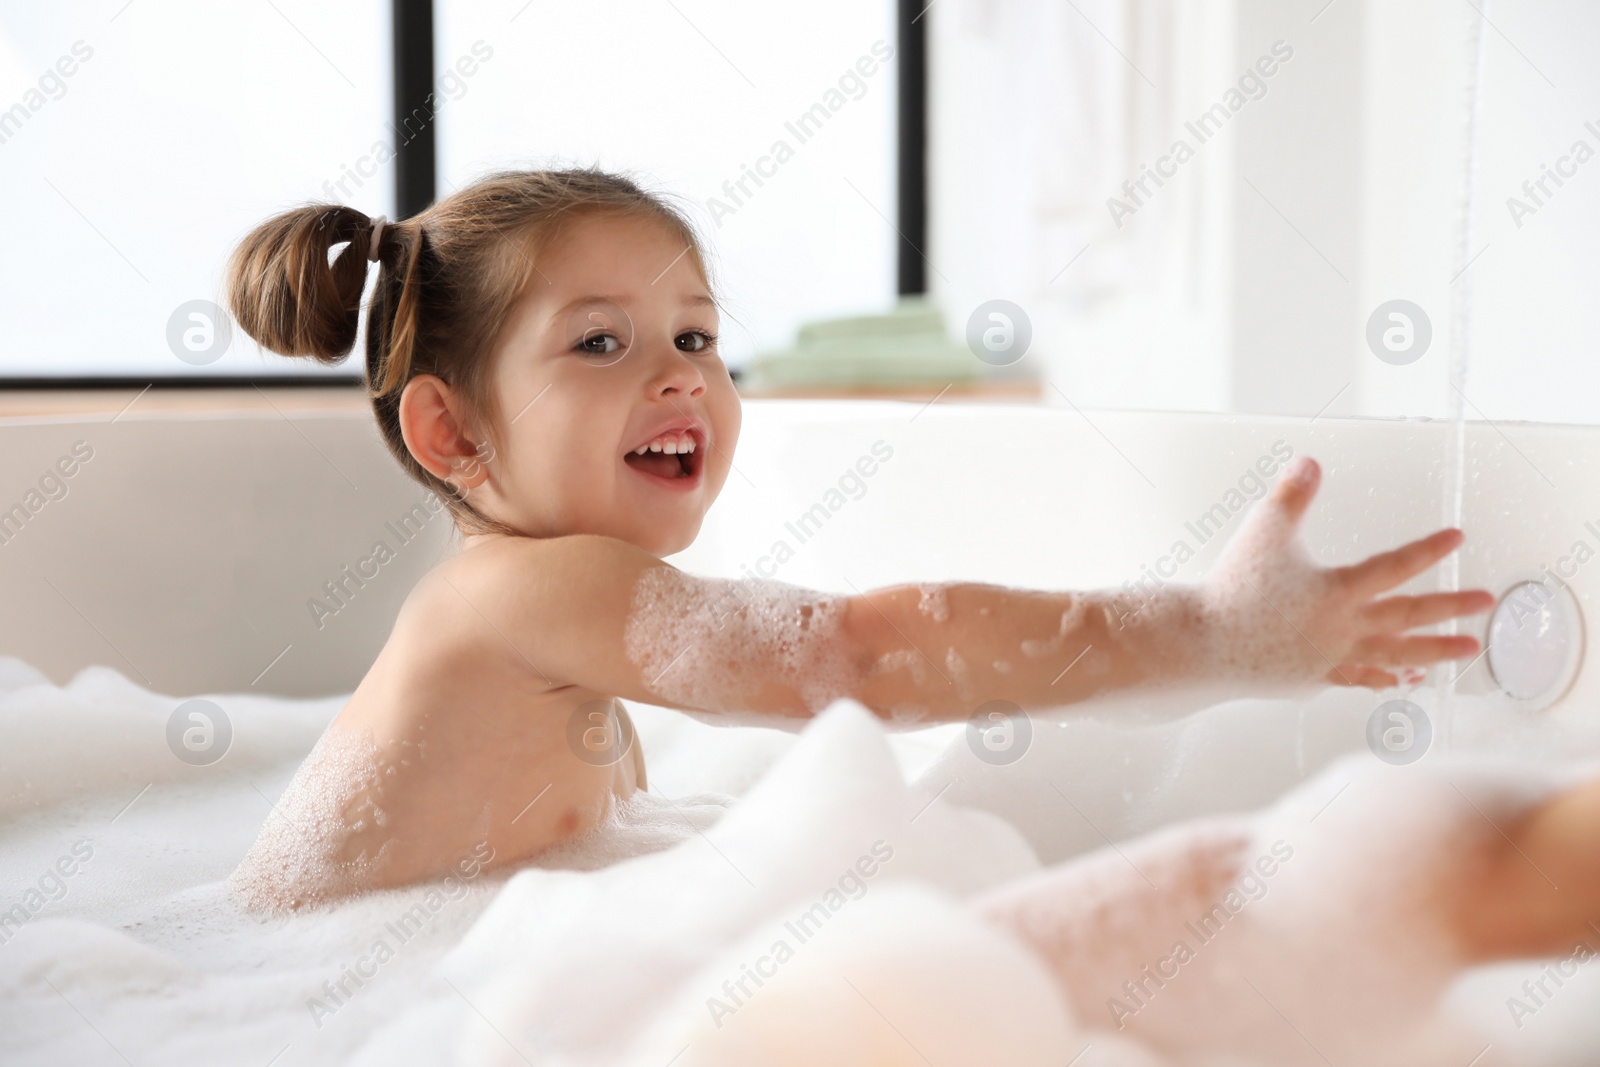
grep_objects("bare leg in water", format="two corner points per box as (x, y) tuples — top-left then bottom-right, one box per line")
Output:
(971, 771), (1600, 1064)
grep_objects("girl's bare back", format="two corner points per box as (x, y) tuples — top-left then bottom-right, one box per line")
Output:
(231, 541), (645, 911)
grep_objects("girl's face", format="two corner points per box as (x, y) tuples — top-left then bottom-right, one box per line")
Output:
(467, 212), (740, 556)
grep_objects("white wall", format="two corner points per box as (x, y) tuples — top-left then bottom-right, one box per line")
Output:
(1463, 0), (1600, 424)
(930, 0), (1237, 410)
(930, 0), (1600, 424)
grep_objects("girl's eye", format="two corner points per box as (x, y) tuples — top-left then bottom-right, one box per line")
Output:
(676, 330), (716, 353)
(577, 332), (622, 356)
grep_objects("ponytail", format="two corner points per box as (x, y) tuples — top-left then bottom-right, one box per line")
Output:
(372, 222), (426, 397)
(225, 205), (378, 364)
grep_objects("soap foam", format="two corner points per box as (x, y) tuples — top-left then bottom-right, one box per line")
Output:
(872, 648), (933, 689)
(227, 726), (391, 914)
(916, 584), (951, 623)
(624, 568), (862, 715)
(887, 703), (932, 727)
(972, 754), (1572, 1063)
(1018, 603), (1090, 664)
(943, 647), (973, 700)
(4, 654), (1599, 1067)
(1019, 635), (1059, 659)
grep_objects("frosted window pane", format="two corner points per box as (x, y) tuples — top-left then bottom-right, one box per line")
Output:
(0, 1), (389, 378)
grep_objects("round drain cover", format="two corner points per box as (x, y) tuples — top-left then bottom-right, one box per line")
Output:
(1486, 579), (1583, 707)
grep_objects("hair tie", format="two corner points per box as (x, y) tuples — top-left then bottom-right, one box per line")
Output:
(367, 215), (388, 261)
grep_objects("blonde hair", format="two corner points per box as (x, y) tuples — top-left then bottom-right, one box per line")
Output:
(225, 168), (712, 535)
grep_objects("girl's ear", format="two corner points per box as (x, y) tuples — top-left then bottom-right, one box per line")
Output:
(397, 374), (489, 490)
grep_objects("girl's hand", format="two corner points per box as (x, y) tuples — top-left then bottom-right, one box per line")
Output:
(1200, 456), (1494, 690)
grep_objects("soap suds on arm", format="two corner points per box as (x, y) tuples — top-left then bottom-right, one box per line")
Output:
(622, 567), (864, 717)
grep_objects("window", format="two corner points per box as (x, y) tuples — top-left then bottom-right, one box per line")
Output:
(0, 1), (896, 380)
(0, 1), (388, 379)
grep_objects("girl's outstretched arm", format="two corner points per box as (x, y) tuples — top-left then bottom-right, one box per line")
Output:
(850, 455), (1494, 718)
(446, 456), (1492, 723)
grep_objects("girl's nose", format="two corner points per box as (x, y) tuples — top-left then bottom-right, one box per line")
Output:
(649, 346), (706, 399)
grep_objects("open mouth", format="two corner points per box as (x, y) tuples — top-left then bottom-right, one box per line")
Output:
(623, 427), (705, 485)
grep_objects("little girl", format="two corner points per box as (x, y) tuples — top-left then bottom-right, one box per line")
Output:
(225, 168), (1600, 1055)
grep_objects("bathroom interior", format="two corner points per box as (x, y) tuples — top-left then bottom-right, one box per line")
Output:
(3, 0), (1600, 1064)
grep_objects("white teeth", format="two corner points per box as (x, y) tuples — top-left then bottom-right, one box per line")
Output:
(634, 431), (700, 457)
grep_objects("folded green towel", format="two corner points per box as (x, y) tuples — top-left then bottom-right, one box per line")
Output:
(744, 296), (981, 388)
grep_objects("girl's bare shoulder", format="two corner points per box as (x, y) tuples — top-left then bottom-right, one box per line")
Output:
(388, 533), (657, 661)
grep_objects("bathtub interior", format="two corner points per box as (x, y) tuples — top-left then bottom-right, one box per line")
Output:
(3, 398), (1599, 1065)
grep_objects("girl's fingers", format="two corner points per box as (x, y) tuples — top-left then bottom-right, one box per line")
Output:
(1326, 663), (1399, 689)
(1334, 527), (1465, 598)
(1362, 589), (1497, 631)
(1347, 632), (1480, 668)
(1266, 456), (1321, 528)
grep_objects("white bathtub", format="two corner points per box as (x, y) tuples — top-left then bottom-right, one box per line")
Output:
(3, 395), (1598, 1066)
